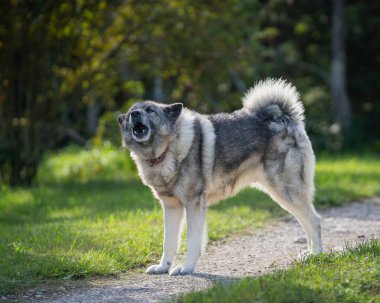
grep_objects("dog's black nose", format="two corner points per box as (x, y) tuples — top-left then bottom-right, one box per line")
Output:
(131, 110), (141, 118)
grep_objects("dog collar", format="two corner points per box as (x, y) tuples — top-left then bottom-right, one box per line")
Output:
(147, 147), (169, 167)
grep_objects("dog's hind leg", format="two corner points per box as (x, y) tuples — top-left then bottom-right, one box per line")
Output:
(261, 146), (322, 255)
(263, 182), (322, 255)
(272, 188), (323, 255)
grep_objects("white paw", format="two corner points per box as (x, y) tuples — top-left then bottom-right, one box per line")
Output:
(146, 264), (169, 275)
(169, 266), (194, 276)
(297, 250), (311, 260)
(298, 247), (323, 260)
(312, 246), (323, 255)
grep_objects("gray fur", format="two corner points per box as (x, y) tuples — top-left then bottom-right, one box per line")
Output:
(117, 78), (323, 276)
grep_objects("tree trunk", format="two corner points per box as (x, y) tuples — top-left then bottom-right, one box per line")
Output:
(331, 0), (351, 141)
(229, 69), (247, 92)
(153, 57), (164, 101)
(153, 76), (164, 101)
(87, 102), (100, 136)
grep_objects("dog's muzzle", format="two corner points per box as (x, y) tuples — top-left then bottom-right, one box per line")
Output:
(130, 110), (151, 142)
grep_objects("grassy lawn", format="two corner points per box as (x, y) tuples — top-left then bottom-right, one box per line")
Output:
(0, 145), (380, 296)
(177, 239), (380, 303)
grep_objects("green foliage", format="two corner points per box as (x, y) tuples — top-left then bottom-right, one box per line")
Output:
(93, 80), (144, 147)
(177, 240), (380, 303)
(93, 112), (123, 147)
(37, 144), (136, 184)
(0, 0), (124, 185)
(0, 148), (379, 295)
(303, 86), (342, 151)
(1, 1), (379, 185)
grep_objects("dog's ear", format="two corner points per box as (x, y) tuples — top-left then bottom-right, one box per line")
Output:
(164, 103), (183, 122)
(117, 114), (126, 125)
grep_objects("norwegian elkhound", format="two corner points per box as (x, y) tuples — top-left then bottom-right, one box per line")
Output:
(117, 79), (322, 276)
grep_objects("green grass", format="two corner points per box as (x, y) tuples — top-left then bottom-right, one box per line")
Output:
(177, 239), (380, 303)
(0, 146), (379, 296)
(315, 154), (380, 206)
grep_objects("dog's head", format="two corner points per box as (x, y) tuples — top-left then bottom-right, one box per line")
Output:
(117, 101), (182, 158)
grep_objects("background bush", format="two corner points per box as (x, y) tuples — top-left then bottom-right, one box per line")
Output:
(0, 0), (379, 185)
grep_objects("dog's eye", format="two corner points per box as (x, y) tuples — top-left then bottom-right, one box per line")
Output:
(146, 107), (156, 114)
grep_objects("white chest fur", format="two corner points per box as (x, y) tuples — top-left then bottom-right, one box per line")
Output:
(131, 110), (196, 192)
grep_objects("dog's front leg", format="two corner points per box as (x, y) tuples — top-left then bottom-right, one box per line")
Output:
(170, 195), (207, 275)
(146, 204), (184, 274)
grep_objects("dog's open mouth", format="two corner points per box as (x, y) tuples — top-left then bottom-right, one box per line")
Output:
(132, 122), (150, 141)
(133, 122), (148, 135)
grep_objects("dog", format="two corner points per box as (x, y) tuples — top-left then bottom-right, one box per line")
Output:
(117, 78), (322, 276)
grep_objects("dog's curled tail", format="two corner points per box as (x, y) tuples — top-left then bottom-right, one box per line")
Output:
(242, 78), (304, 123)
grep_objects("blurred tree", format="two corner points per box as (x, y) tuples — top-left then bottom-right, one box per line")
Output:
(0, 0), (123, 185)
(331, 0), (351, 141)
(0, 0), (378, 185)
(118, 0), (263, 111)
(345, 0), (380, 146)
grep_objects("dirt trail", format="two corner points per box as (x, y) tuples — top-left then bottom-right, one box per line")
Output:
(5, 198), (380, 303)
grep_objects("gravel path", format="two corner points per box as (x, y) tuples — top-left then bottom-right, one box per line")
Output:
(5, 198), (380, 303)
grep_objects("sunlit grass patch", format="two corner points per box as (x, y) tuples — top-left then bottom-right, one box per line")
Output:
(37, 143), (136, 184)
(0, 147), (379, 296)
(177, 239), (380, 303)
(315, 154), (380, 206)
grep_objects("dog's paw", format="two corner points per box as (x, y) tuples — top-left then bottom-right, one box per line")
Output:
(169, 266), (194, 276)
(298, 247), (323, 260)
(297, 250), (313, 260)
(146, 264), (169, 275)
